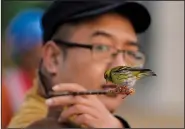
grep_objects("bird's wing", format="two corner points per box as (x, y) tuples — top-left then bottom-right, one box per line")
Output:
(113, 71), (137, 86)
(112, 72), (128, 80)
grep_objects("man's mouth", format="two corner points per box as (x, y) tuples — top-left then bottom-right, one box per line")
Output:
(101, 81), (117, 90)
(101, 81), (121, 98)
(102, 84), (117, 90)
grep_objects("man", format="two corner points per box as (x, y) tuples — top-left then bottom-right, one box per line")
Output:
(8, 1), (151, 128)
(4, 9), (43, 113)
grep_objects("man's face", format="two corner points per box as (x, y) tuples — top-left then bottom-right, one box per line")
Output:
(43, 13), (138, 112)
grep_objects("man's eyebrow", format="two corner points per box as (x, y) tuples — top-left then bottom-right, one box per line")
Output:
(91, 30), (114, 39)
(125, 42), (140, 48)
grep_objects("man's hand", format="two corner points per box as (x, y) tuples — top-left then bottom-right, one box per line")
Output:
(45, 83), (123, 128)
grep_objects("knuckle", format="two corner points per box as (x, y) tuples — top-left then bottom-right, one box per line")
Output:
(51, 98), (57, 105)
(53, 98), (62, 105)
(74, 104), (82, 111)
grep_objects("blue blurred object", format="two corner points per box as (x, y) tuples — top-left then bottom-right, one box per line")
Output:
(6, 9), (44, 57)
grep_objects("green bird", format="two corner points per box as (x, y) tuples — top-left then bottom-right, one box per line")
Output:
(104, 66), (157, 96)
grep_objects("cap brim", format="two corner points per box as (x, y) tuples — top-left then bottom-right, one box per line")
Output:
(70, 2), (151, 34)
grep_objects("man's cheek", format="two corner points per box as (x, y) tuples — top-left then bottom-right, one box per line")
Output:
(82, 67), (102, 88)
(95, 64), (107, 78)
(92, 65), (107, 83)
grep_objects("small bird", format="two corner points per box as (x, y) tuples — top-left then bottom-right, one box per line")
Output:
(104, 66), (157, 98)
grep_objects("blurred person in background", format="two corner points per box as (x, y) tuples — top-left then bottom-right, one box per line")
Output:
(2, 80), (13, 128)
(3, 9), (44, 125)
(8, 1), (151, 128)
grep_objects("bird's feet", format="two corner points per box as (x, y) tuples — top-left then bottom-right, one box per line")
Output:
(115, 86), (127, 93)
(126, 88), (135, 95)
(107, 86), (128, 94)
(122, 88), (135, 99)
(107, 86), (135, 98)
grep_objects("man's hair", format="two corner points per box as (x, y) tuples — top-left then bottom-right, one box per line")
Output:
(51, 23), (76, 58)
(50, 15), (98, 58)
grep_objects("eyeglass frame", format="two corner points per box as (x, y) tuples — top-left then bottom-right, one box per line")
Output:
(53, 39), (145, 64)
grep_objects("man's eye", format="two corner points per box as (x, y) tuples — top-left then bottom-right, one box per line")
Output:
(126, 50), (143, 60)
(94, 45), (110, 52)
(127, 50), (135, 55)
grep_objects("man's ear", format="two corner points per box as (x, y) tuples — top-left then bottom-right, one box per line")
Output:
(42, 41), (63, 75)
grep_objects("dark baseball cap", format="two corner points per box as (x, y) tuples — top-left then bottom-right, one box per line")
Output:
(42, 0), (151, 43)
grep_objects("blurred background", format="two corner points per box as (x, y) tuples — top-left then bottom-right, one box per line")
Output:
(1, 1), (184, 128)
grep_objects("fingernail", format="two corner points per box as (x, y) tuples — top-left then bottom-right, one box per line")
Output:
(45, 99), (53, 105)
(52, 85), (59, 90)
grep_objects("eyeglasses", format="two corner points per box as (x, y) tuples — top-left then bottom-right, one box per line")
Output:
(53, 39), (145, 68)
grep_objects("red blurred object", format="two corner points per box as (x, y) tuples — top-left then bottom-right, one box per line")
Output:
(2, 80), (13, 128)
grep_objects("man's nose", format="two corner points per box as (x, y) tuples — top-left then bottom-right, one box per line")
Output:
(110, 53), (126, 67)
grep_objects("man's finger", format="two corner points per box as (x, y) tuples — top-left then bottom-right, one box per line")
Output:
(45, 95), (75, 106)
(52, 83), (87, 92)
(46, 94), (89, 107)
(60, 104), (97, 121)
(74, 114), (95, 128)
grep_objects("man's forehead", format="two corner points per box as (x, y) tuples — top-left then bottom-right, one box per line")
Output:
(90, 29), (137, 43)
(85, 13), (138, 40)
